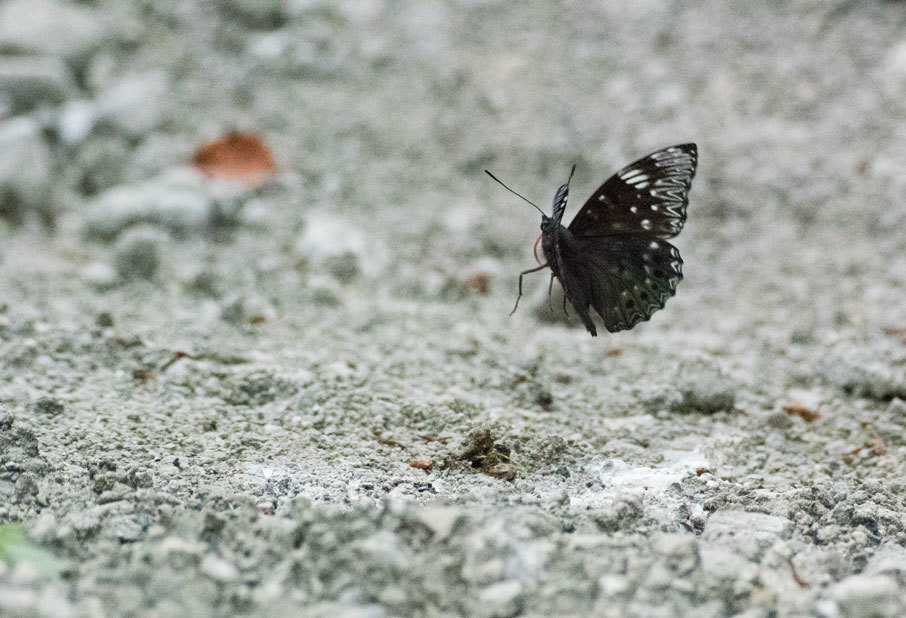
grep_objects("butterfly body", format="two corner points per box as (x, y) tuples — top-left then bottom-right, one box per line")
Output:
(539, 222), (600, 335)
(537, 216), (564, 277)
(490, 144), (697, 337)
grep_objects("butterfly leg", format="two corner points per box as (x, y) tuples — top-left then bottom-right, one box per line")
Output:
(547, 274), (555, 312)
(562, 290), (569, 317)
(510, 264), (548, 316)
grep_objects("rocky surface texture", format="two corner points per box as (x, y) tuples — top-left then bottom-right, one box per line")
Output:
(2, 1), (906, 616)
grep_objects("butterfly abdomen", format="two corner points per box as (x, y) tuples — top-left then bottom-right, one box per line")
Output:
(540, 223), (574, 280)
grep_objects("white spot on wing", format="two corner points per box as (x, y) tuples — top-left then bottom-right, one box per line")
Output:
(620, 169), (642, 181)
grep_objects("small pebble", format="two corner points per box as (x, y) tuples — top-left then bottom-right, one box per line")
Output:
(0, 0), (114, 64)
(33, 397), (64, 417)
(80, 261), (117, 288)
(97, 71), (169, 138)
(0, 55), (77, 114)
(113, 226), (167, 280)
(0, 117), (53, 220)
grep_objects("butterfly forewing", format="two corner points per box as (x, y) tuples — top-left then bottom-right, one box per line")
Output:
(568, 144), (697, 239)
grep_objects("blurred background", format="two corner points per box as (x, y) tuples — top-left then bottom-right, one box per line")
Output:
(2, 1), (904, 340)
(2, 1), (906, 616)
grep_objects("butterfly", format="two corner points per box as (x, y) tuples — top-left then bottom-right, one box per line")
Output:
(486, 144), (697, 336)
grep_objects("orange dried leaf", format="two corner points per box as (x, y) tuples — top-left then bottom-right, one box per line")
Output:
(192, 132), (277, 186)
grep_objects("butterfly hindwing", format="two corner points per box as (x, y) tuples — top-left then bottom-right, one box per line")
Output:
(557, 233), (684, 334)
(568, 144), (697, 239)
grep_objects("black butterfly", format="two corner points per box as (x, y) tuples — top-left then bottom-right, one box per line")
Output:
(486, 144), (697, 336)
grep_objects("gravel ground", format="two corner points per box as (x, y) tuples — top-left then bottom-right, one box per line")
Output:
(2, 1), (906, 616)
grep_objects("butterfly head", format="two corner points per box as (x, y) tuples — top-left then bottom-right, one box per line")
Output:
(539, 213), (557, 233)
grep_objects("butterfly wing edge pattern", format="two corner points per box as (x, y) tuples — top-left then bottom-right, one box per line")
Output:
(568, 143), (697, 240)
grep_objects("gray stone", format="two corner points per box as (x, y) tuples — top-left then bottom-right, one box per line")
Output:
(83, 169), (213, 240)
(308, 275), (343, 306)
(0, 56), (77, 115)
(881, 41), (906, 100)
(72, 135), (131, 196)
(222, 0), (289, 28)
(864, 545), (906, 583)
(704, 510), (793, 539)
(477, 580), (523, 618)
(58, 100), (99, 147)
(33, 397), (64, 417)
(219, 293), (275, 325)
(832, 575), (900, 618)
(201, 553), (239, 582)
(152, 536), (206, 571)
(0, 116), (53, 221)
(295, 211), (374, 282)
(418, 504), (463, 540)
(357, 530), (409, 569)
(127, 134), (194, 183)
(698, 545), (758, 585)
(703, 510), (793, 560)
(80, 262), (118, 289)
(674, 360), (737, 414)
(824, 351), (906, 402)
(97, 71), (170, 138)
(0, 0), (114, 65)
(113, 226), (168, 280)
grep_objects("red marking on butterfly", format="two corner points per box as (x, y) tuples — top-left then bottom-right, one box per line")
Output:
(533, 234), (543, 265)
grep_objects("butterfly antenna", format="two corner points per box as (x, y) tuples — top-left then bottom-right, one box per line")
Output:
(484, 170), (546, 216)
(566, 163), (576, 186)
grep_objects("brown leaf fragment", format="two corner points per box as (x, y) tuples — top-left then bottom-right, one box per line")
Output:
(882, 326), (906, 336)
(409, 456), (433, 472)
(463, 273), (491, 295)
(455, 427), (515, 480)
(789, 557), (808, 588)
(377, 436), (403, 448)
(782, 399), (820, 422)
(132, 367), (155, 383)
